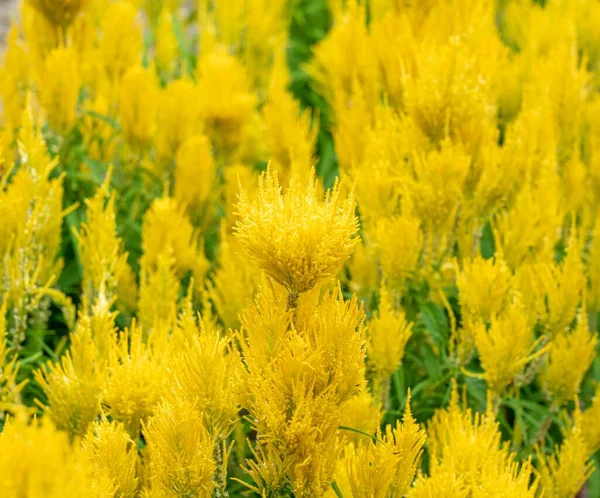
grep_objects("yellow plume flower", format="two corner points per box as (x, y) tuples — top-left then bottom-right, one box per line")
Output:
(155, 78), (200, 164)
(342, 395), (426, 498)
(581, 386), (600, 455)
(75, 170), (136, 312)
(341, 391), (381, 446)
(142, 196), (209, 282)
(119, 66), (159, 147)
(34, 322), (104, 439)
(38, 46), (80, 133)
(104, 321), (169, 437)
(427, 385), (540, 496)
(144, 397), (216, 498)
(473, 302), (545, 396)
(196, 50), (256, 155)
(174, 134), (217, 216)
(367, 284), (413, 403)
(540, 309), (597, 408)
(374, 214), (423, 288)
(0, 416), (94, 497)
(208, 225), (261, 331)
(84, 418), (139, 498)
(155, 7), (178, 77)
(537, 410), (594, 498)
(456, 254), (513, 326)
(235, 168), (358, 297)
(100, 2), (142, 81)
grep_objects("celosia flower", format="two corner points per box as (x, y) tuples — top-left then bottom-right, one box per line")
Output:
(99, 2), (142, 81)
(540, 309), (597, 408)
(234, 168), (358, 297)
(83, 418), (138, 498)
(537, 410), (594, 498)
(34, 323), (104, 439)
(341, 395), (426, 498)
(367, 283), (413, 404)
(144, 397), (217, 498)
(473, 302), (545, 396)
(174, 134), (217, 216)
(38, 46), (80, 133)
(119, 66), (159, 147)
(456, 254), (513, 326)
(0, 416), (94, 497)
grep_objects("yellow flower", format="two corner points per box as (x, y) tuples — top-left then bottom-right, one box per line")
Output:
(234, 168), (358, 297)
(99, 2), (142, 81)
(581, 386), (600, 455)
(144, 397), (216, 498)
(34, 322), (104, 439)
(75, 170), (136, 312)
(427, 384), (540, 497)
(208, 225), (261, 331)
(174, 134), (217, 217)
(540, 310), (597, 408)
(141, 196), (209, 281)
(456, 254), (513, 326)
(84, 418), (139, 498)
(155, 78), (201, 163)
(0, 416), (94, 497)
(38, 46), (80, 133)
(196, 50), (256, 155)
(119, 66), (159, 147)
(341, 391), (381, 446)
(537, 410), (594, 498)
(367, 284), (413, 403)
(473, 302), (545, 396)
(103, 321), (169, 437)
(155, 7), (177, 77)
(341, 395), (426, 498)
(374, 214), (423, 288)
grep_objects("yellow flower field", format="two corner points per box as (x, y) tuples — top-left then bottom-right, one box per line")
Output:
(0, 0), (600, 496)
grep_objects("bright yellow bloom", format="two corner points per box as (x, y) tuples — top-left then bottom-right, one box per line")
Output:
(144, 397), (216, 498)
(473, 302), (545, 396)
(0, 416), (94, 497)
(174, 135), (217, 216)
(155, 78), (201, 163)
(34, 321), (104, 439)
(537, 410), (594, 498)
(340, 396), (426, 498)
(99, 2), (142, 81)
(427, 385), (540, 497)
(367, 283), (413, 403)
(119, 66), (159, 147)
(84, 418), (139, 498)
(209, 225), (261, 331)
(456, 254), (513, 326)
(581, 386), (600, 455)
(75, 170), (136, 312)
(38, 46), (80, 133)
(104, 321), (169, 437)
(374, 214), (423, 288)
(540, 310), (597, 408)
(196, 50), (256, 155)
(141, 196), (209, 281)
(341, 391), (381, 446)
(155, 7), (178, 77)
(235, 168), (358, 297)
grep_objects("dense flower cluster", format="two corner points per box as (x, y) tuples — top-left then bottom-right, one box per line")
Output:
(0, 0), (600, 496)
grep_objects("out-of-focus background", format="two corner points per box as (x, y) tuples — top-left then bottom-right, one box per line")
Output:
(0, 0), (19, 42)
